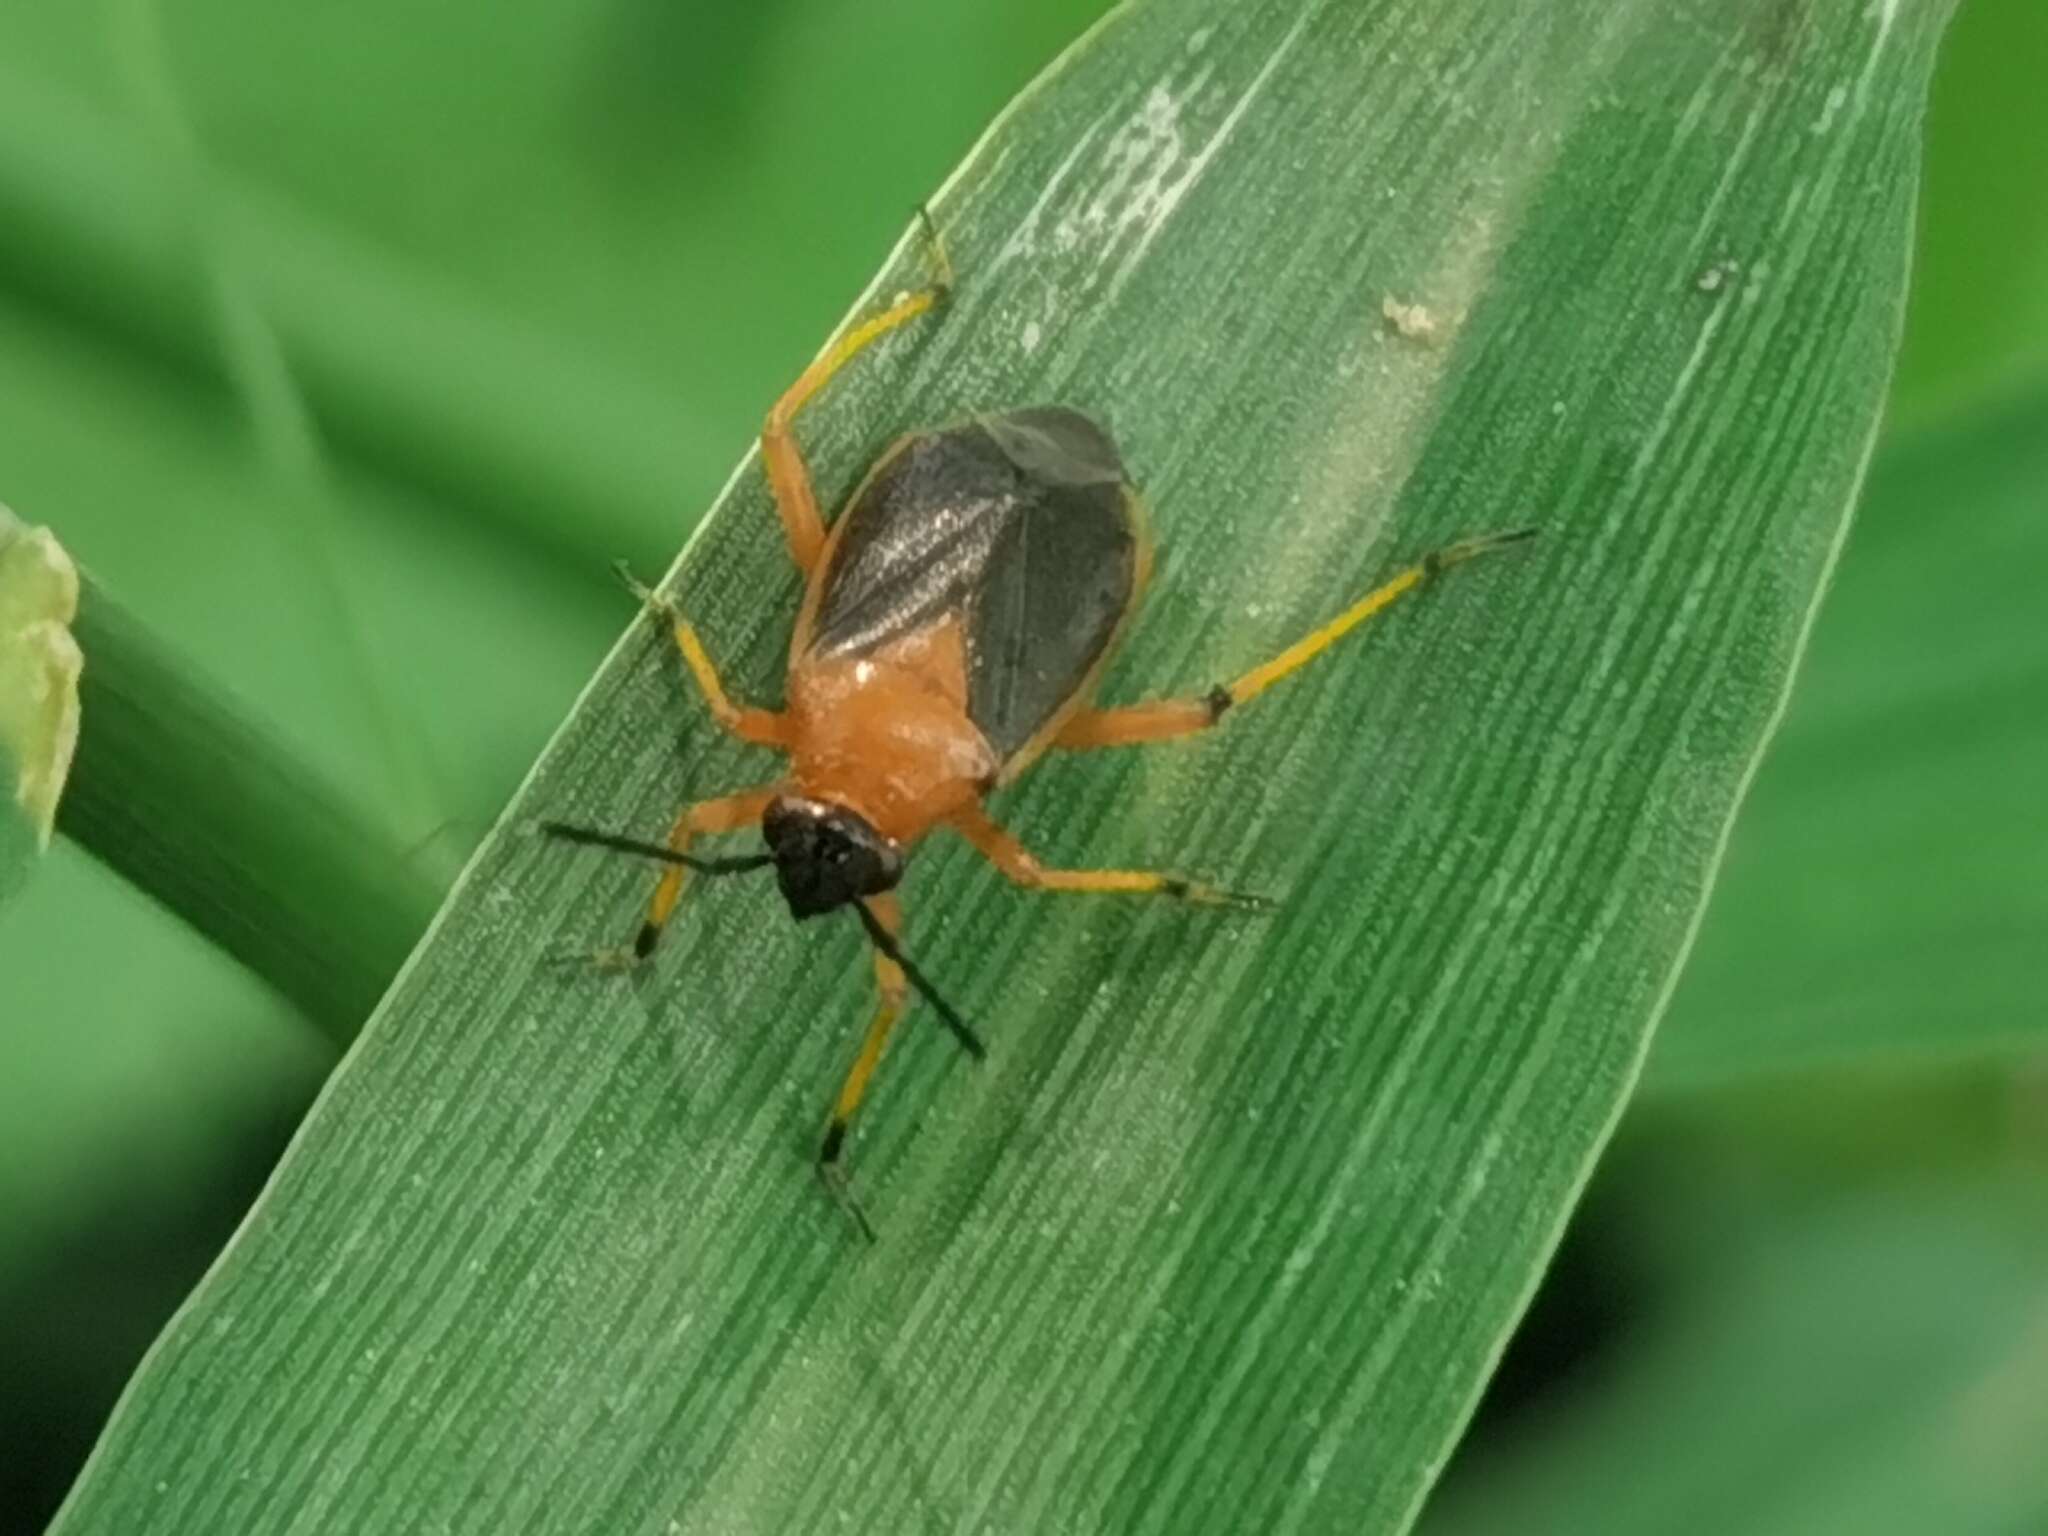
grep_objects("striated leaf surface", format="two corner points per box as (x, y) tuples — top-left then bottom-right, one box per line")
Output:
(54, 1), (1952, 1531)
(1653, 377), (2048, 1086)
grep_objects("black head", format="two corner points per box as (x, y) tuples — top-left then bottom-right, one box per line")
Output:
(761, 796), (904, 920)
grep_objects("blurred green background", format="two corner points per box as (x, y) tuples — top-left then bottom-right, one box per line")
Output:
(1, 0), (2043, 1530)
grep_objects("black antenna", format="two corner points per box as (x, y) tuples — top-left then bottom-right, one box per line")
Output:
(853, 901), (985, 1060)
(538, 820), (775, 876)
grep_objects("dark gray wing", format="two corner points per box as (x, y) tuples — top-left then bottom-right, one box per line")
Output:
(808, 407), (1139, 762)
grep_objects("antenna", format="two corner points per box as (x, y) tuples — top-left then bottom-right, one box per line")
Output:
(537, 820), (775, 876)
(853, 901), (986, 1060)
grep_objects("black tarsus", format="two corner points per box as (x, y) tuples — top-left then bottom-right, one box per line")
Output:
(816, 1149), (878, 1245)
(915, 203), (953, 304)
(852, 901), (986, 1061)
(816, 1120), (877, 1245)
(537, 820), (775, 876)
(1424, 524), (1541, 578)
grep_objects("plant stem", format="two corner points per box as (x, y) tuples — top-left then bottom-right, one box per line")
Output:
(58, 581), (441, 1048)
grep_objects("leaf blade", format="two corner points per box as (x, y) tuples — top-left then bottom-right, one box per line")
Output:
(1422, 1188), (2048, 1536)
(1652, 377), (2048, 1086)
(53, 1), (1954, 1532)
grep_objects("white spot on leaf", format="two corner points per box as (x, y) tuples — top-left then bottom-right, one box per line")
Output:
(1814, 83), (1849, 134)
(1380, 295), (1442, 342)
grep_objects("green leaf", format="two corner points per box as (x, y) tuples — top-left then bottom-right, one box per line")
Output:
(0, 1), (1117, 575)
(53, 0), (1950, 1531)
(1652, 377), (2048, 1088)
(1891, 0), (2048, 421)
(0, 506), (80, 898)
(1420, 1188), (2048, 1536)
(0, 48), (704, 569)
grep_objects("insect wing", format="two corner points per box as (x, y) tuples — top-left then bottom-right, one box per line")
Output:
(806, 408), (1141, 764)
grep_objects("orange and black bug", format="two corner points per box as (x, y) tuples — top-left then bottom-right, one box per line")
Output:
(543, 230), (1533, 1237)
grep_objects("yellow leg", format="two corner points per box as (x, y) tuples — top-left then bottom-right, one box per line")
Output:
(763, 213), (952, 573)
(629, 786), (780, 962)
(1054, 527), (1536, 750)
(817, 891), (909, 1243)
(615, 564), (787, 748)
(951, 804), (1267, 909)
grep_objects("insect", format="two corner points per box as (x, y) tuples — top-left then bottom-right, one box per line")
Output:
(544, 230), (1533, 1237)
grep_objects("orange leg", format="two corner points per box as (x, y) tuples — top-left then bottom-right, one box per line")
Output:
(817, 890), (908, 1243)
(621, 786), (780, 963)
(1054, 527), (1537, 751)
(950, 803), (1266, 909)
(615, 564), (787, 748)
(762, 213), (952, 573)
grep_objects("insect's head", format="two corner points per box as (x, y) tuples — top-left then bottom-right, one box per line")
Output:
(761, 796), (904, 920)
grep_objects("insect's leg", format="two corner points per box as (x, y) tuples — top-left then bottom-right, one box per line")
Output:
(1051, 695), (1222, 749)
(1054, 527), (1537, 751)
(817, 891), (909, 1243)
(762, 211), (952, 574)
(548, 785), (780, 969)
(631, 785), (783, 961)
(950, 803), (1268, 909)
(614, 564), (787, 748)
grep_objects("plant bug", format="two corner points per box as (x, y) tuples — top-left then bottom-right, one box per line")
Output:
(544, 223), (1534, 1238)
